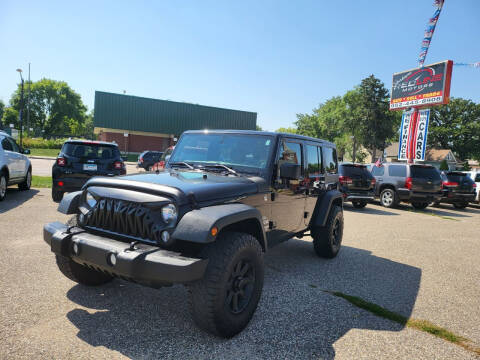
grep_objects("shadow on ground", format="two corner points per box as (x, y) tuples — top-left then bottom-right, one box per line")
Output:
(66, 240), (421, 359)
(0, 188), (39, 214)
(370, 200), (473, 218)
(343, 202), (399, 216)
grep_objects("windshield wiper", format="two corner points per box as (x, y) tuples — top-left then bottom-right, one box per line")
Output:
(200, 164), (238, 176)
(169, 161), (194, 170)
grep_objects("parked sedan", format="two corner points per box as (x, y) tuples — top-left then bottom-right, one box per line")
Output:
(339, 163), (375, 208)
(435, 171), (476, 209)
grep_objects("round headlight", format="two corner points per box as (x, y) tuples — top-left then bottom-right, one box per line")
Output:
(86, 191), (97, 208)
(161, 204), (177, 223)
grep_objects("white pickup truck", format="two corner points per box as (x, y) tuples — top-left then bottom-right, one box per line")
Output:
(0, 131), (32, 201)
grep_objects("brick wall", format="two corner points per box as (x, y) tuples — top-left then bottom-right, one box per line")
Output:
(98, 131), (173, 153)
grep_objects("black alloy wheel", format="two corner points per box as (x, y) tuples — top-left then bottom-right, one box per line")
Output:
(226, 259), (255, 314)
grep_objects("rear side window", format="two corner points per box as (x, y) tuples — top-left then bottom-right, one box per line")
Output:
(62, 143), (120, 159)
(371, 165), (384, 176)
(410, 166), (441, 180)
(1, 137), (13, 151)
(388, 165), (406, 177)
(306, 145), (321, 176)
(475, 174), (480, 182)
(323, 147), (337, 174)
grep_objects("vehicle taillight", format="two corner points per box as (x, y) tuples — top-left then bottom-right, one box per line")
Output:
(139, 157), (144, 163)
(371, 178), (376, 186)
(405, 177), (412, 190)
(114, 161), (124, 169)
(473, 183), (477, 188)
(339, 175), (352, 185)
(442, 181), (459, 187)
(57, 157), (66, 167)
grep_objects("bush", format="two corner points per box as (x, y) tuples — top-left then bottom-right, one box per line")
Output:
(22, 137), (67, 149)
(439, 159), (449, 171)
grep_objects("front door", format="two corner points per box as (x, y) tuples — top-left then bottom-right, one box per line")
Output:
(270, 139), (306, 242)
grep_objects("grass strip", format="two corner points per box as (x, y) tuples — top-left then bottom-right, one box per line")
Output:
(29, 148), (60, 157)
(326, 290), (480, 355)
(32, 176), (52, 188)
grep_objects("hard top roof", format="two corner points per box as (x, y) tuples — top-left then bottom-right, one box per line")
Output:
(183, 129), (336, 147)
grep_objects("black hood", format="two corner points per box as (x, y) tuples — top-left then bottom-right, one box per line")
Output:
(85, 169), (260, 204)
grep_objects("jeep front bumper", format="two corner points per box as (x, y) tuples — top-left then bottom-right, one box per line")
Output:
(44, 222), (208, 286)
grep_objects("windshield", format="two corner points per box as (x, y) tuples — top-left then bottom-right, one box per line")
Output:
(169, 133), (275, 171)
(62, 142), (120, 159)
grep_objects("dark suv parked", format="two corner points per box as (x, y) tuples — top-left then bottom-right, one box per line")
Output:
(44, 130), (343, 338)
(52, 140), (126, 202)
(137, 151), (163, 171)
(338, 163), (375, 208)
(371, 163), (442, 209)
(435, 171), (476, 209)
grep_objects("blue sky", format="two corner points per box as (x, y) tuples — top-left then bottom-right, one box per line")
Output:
(1, 0), (479, 131)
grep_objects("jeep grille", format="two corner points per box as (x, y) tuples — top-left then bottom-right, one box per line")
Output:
(83, 198), (166, 244)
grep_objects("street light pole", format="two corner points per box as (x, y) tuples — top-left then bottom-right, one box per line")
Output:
(16, 69), (24, 148)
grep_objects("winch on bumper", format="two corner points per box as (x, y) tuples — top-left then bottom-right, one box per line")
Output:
(43, 221), (208, 287)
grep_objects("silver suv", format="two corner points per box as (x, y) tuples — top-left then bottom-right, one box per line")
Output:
(0, 131), (32, 201)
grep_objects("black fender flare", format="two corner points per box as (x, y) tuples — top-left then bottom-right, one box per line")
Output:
(172, 203), (267, 251)
(311, 190), (343, 228)
(58, 191), (82, 214)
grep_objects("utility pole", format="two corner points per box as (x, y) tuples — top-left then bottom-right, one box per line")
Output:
(16, 68), (24, 148)
(27, 63), (31, 136)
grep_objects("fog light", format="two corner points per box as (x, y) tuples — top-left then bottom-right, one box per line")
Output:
(161, 231), (170, 243)
(108, 253), (117, 266)
(72, 242), (79, 255)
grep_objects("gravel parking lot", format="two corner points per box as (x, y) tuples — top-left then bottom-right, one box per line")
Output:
(1, 188), (479, 359)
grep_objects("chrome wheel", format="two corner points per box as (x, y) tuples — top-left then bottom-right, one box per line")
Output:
(381, 190), (393, 206)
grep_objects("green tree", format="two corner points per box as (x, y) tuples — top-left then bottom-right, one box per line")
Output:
(276, 127), (297, 134)
(9, 78), (87, 136)
(2, 107), (19, 129)
(0, 100), (5, 127)
(357, 75), (398, 161)
(256, 124), (263, 131)
(439, 159), (449, 170)
(428, 98), (480, 161)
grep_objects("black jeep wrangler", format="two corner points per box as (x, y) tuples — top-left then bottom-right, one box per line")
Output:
(44, 130), (343, 338)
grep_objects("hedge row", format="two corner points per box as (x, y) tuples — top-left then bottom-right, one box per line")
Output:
(22, 137), (67, 149)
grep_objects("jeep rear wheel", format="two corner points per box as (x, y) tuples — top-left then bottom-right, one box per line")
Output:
(188, 232), (264, 338)
(55, 254), (113, 286)
(312, 205), (343, 258)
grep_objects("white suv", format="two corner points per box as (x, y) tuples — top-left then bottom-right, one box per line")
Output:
(463, 170), (480, 203)
(0, 131), (32, 201)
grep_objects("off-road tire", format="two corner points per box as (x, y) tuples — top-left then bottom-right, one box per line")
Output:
(412, 202), (429, 210)
(312, 205), (344, 258)
(352, 200), (367, 209)
(453, 202), (468, 209)
(188, 232), (264, 338)
(55, 254), (113, 286)
(0, 173), (7, 201)
(380, 188), (398, 208)
(52, 189), (64, 202)
(18, 169), (32, 190)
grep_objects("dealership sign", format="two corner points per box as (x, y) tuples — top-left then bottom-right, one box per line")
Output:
(398, 109), (430, 161)
(390, 60), (453, 110)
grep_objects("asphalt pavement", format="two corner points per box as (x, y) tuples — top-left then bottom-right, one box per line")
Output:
(1, 188), (479, 359)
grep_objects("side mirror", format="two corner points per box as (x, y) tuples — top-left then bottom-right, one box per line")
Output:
(280, 163), (301, 180)
(23, 148), (31, 155)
